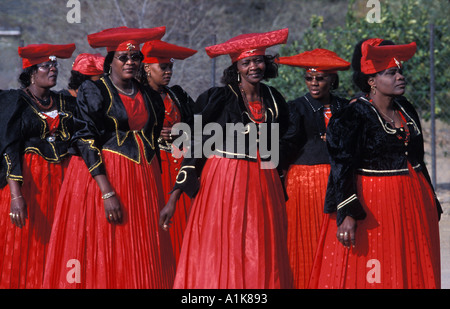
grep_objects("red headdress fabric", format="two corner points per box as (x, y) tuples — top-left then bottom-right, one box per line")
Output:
(72, 53), (105, 75)
(141, 40), (197, 64)
(360, 38), (416, 74)
(277, 48), (350, 73)
(205, 28), (289, 63)
(18, 43), (76, 69)
(87, 26), (166, 52)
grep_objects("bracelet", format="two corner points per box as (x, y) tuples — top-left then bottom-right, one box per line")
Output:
(11, 195), (23, 201)
(102, 191), (116, 200)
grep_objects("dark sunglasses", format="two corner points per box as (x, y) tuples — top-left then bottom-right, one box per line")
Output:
(114, 53), (142, 63)
(304, 75), (327, 82)
(37, 62), (59, 70)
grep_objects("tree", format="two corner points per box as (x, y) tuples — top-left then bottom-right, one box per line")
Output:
(268, 0), (450, 121)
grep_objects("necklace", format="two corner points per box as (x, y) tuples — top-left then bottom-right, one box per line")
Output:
(377, 107), (396, 125)
(239, 83), (266, 122)
(26, 88), (54, 111)
(368, 96), (396, 125)
(110, 78), (135, 96)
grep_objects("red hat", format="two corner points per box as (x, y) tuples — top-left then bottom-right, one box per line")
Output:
(141, 40), (197, 64)
(277, 48), (350, 73)
(18, 43), (76, 69)
(205, 28), (289, 63)
(72, 53), (105, 75)
(87, 26), (166, 52)
(360, 38), (416, 74)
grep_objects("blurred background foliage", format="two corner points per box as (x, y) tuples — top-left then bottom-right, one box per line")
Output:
(268, 0), (450, 122)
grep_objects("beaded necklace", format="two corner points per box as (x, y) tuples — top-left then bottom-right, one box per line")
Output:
(26, 88), (54, 111)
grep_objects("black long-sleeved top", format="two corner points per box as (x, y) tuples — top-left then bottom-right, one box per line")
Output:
(324, 95), (442, 226)
(172, 83), (289, 198)
(157, 85), (195, 152)
(72, 76), (165, 177)
(280, 92), (349, 170)
(0, 89), (77, 188)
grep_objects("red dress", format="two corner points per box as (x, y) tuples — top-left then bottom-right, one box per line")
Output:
(159, 94), (192, 263)
(43, 92), (175, 288)
(0, 113), (69, 289)
(308, 113), (441, 289)
(173, 100), (293, 289)
(285, 107), (332, 289)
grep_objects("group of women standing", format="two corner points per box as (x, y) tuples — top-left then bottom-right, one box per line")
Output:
(0, 25), (442, 289)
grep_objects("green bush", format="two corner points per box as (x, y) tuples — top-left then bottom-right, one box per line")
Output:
(269, 0), (450, 121)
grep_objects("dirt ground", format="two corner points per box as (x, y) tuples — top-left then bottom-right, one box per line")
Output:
(422, 119), (450, 289)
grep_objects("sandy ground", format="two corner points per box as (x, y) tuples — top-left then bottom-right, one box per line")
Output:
(423, 119), (450, 289)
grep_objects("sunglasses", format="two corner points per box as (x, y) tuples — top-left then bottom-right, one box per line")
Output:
(114, 53), (142, 63)
(37, 62), (59, 70)
(304, 75), (328, 82)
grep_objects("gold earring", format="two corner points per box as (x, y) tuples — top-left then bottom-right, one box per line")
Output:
(371, 85), (376, 95)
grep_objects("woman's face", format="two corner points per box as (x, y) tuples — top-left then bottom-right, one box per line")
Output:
(32, 61), (59, 88)
(111, 50), (142, 80)
(370, 67), (406, 96)
(304, 71), (333, 101)
(145, 62), (173, 87)
(236, 55), (266, 85)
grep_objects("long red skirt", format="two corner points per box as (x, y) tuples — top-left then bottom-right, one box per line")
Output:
(160, 149), (192, 264)
(173, 156), (293, 289)
(43, 149), (176, 289)
(0, 153), (69, 288)
(285, 164), (329, 289)
(308, 164), (441, 289)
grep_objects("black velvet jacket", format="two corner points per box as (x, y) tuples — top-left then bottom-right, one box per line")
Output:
(172, 83), (289, 198)
(325, 95), (442, 226)
(158, 85), (195, 152)
(72, 76), (165, 177)
(0, 89), (77, 188)
(280, 92), (349, 170)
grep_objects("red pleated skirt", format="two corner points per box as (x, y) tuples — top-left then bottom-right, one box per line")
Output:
(308, 163), (441, 289)
(173, 156), (294, 289)
(160, 149), (192, 264)
(43, 144), (176, 289)
(285, 164), (330, 289)
(0, 153), (69, 288)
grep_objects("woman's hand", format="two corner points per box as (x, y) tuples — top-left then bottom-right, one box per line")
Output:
(160, 126), (181, 142)
(10, 196), (27, 228)
(103, 195), (122, 224)
(94, 174), (122, 224)
(159, 189), (181, 231)
(336, 216), (356, 248)
(8, 180), (27, 228)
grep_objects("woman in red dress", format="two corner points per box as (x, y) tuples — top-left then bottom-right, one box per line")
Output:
(139, 40), (196, 263)
(308, 38), (442, 289)
(0, 43), (76, 288)
(160, 28), (294, 289)
(43, 27), (176, 289)
(277, 49), (350, 288)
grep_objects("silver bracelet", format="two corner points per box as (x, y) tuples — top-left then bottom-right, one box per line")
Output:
(11, 195), (23, 201)
(102, 191), (116, 200)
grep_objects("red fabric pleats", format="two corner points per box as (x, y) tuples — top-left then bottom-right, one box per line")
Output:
(0, 153), (69, 288)
(285, 164), (330, 288)
(308, 164), (441, 289)
(43, 144), (175, 288)
(160, 149), (192, 264)
(173, 156), (293, 289)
